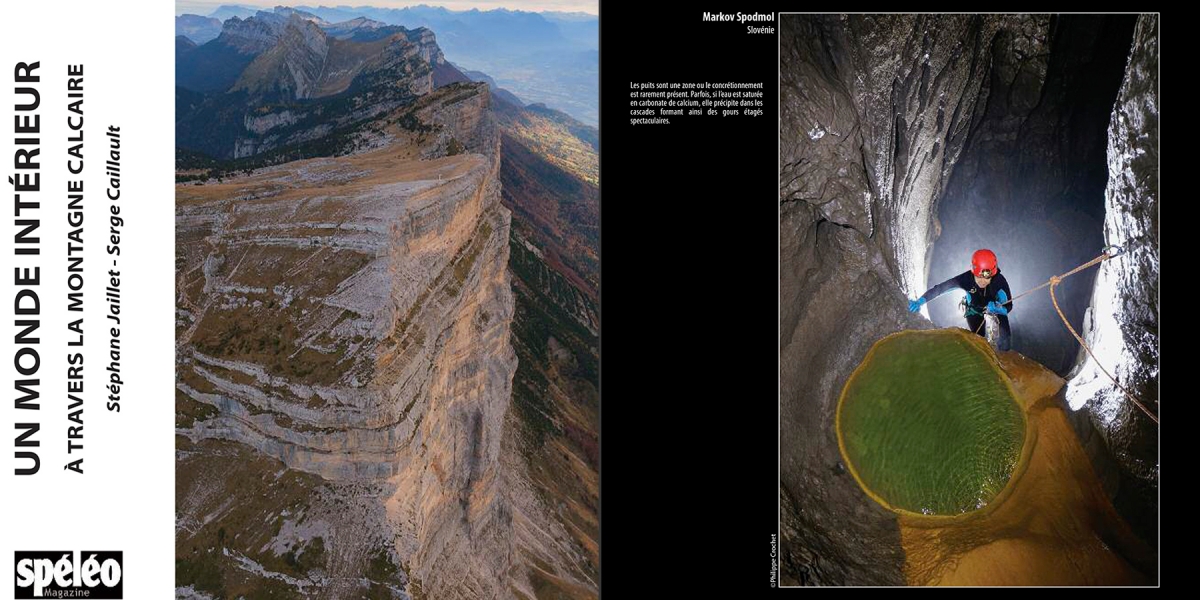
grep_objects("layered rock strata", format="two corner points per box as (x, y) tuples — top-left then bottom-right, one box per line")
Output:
(177, 83), (520, 598)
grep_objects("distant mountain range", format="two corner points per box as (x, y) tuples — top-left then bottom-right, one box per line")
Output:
(177, 3), (598, 126)
(206, 4), (257, 21)
(176, 13), (223, 44)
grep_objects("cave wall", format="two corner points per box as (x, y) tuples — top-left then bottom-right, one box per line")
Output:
(779, 13), (1157, 584)
(779, 14), (1016, 585)
(1066, 12), (1159, 549)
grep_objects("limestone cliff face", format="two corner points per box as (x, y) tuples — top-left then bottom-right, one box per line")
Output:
(420, 82), (492, 158)
(179, 156), (510, 479)
(177, 83), (518, 598)
(406, 27), (446, 67)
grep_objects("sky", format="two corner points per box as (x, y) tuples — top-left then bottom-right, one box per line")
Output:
(176, 1), (599, 16)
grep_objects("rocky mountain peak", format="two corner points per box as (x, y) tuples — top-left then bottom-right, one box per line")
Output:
(176, 14), (223, 45)
(404, 26), (445, 66)
(219, 13), (289, 54)
(231, 15), (328, 100)
(323, 16), (389, 39)
(272, 5), (330, 27)
(344, 16), (383, 29)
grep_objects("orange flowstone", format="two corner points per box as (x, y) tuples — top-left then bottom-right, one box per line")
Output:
(898, 333), (1153, 585)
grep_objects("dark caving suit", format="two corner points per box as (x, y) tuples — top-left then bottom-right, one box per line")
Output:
(918, 271), (1013, 351)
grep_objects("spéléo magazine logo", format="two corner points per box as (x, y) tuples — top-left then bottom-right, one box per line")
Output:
(14, 552), (123, 599)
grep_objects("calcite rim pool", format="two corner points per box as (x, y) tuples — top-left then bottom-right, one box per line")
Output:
(835, 328), (1029, 519)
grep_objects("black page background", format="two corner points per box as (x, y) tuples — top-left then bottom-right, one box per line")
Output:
(599, 7), (781, 592)
(597, 7), (1183, 593)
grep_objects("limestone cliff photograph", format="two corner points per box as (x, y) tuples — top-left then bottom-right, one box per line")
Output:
(779, 14), (1158, 585)
(174, 3), (598, 598)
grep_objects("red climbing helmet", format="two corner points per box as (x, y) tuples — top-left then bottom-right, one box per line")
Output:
(971, 249), (998, 278)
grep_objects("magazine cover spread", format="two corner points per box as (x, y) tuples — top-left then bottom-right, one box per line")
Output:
(2, 4), (1165, 597)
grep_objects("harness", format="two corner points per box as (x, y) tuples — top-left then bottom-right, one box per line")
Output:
(959, 290), (985, 317)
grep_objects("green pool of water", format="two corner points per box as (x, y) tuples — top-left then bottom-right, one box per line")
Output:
(837, 330), (1025, 515)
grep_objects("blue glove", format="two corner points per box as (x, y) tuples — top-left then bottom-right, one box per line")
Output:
(987, 301), (1008, 315)
(908, 298), (927, 313)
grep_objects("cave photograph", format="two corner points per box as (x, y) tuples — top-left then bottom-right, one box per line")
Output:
(779, 14), (1158, 586)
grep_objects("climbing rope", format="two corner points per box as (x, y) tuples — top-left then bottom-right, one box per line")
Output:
(1048, 270), (1159, 424)
(973, 246), (1158, 425)
(970, 249), (1114, 334)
